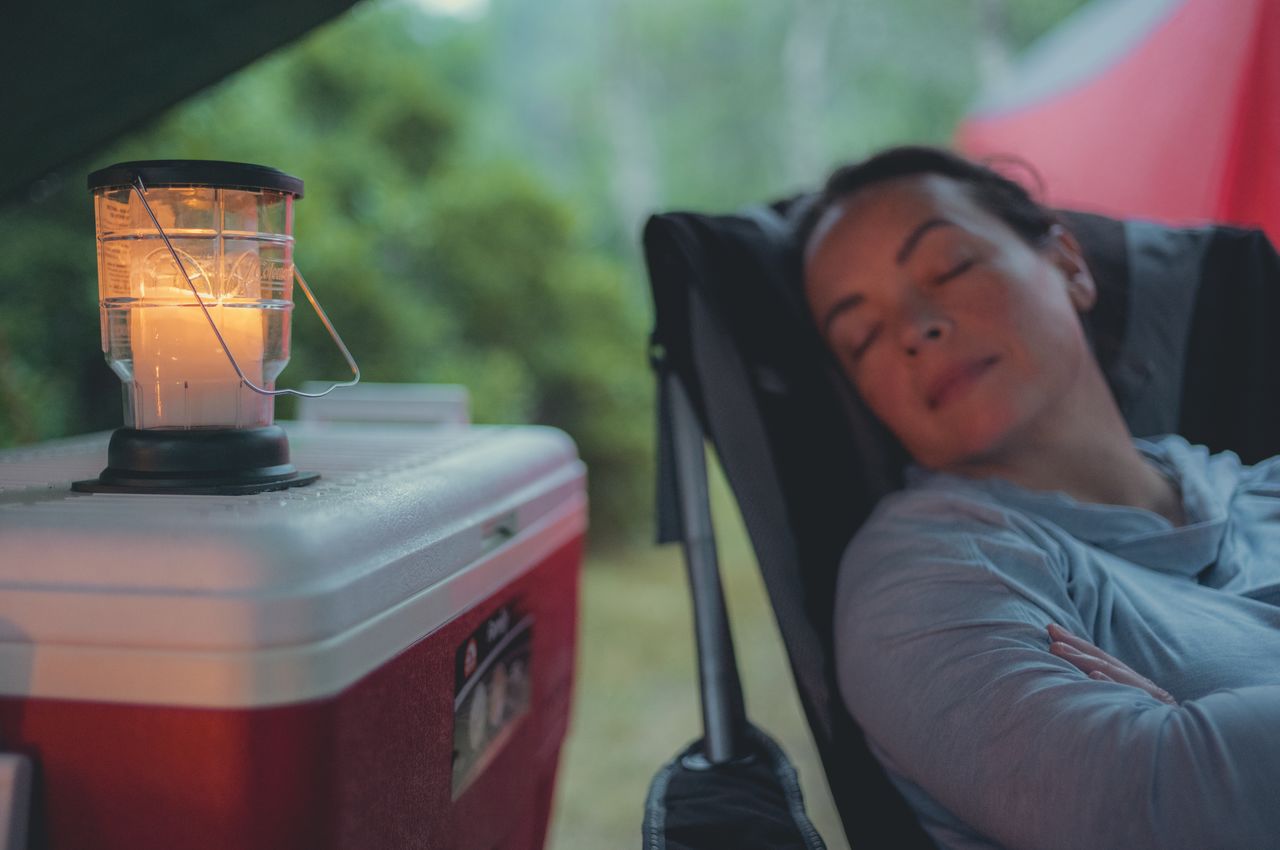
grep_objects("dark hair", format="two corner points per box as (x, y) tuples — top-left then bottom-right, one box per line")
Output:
(796, 145), (1058, 255)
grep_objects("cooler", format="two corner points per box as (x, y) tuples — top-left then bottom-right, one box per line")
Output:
(0, 421), (586, 849)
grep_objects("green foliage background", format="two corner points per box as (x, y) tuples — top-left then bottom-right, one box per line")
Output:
(0, 0), (1087, 546)
(0, 2), (1094, 847)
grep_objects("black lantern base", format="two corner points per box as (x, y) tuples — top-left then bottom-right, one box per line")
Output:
(72, 426), (319, 495)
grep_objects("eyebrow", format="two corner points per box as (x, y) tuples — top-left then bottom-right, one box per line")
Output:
(896, 217), (954, 265)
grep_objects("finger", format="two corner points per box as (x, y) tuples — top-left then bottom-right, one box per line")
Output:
(1047, 624), (1105, 656)
(1092, 669), (1177, 705)
(1076, 651), (1152, 688)
(1047, 624), (1104, 658)
(1050, 643), (1113, 681)
(1086, 660), (1177, 704)
(1093, 662), (1150, 689)
(1049, 627), (1178, 705)
(1049, 640), (1107, 671)
(1046, 623), (1072, 641)
(1047, 625), (1128, 668)
(1051, 642), (1139, 684)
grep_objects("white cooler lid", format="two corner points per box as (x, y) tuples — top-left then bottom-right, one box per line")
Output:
(0, 423), (586, 708)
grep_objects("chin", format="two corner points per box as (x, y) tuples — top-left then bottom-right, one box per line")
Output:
(913, 402), (1021, 472)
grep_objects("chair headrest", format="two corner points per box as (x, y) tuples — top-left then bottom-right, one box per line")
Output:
(647, 201), (1225, 580)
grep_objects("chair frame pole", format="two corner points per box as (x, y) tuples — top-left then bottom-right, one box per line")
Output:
(663, 369), (749, 764)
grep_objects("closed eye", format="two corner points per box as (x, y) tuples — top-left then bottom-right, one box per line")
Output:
(936, 258), (975, 284)
(849, 326), (881, 361)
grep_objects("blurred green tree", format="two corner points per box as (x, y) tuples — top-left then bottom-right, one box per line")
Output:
(475, 0), (1090, 260)
(0, 1), (651, 545)
(0, 0), (1090, 545)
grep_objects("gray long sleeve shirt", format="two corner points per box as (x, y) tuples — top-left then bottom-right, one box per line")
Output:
(834, 435), (1280, 850)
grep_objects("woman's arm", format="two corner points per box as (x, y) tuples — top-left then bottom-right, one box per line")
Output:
(837, 527), (1280, 850)
(1047, 624), (1177, 705)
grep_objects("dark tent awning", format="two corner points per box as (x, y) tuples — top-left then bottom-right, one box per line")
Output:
(1, 0), (361, 205)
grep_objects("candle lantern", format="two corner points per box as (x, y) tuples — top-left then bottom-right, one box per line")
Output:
(74, 160), (359, 495)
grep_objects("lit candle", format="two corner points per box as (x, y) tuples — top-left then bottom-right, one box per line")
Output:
(129, 288), (268, 429)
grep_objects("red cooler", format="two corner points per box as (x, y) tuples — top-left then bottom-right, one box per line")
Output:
(0, 421), (586, 850)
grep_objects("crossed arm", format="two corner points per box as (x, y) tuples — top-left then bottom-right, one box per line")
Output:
(1046, 623), (1176, 705)
(836, 533), (1280, 850)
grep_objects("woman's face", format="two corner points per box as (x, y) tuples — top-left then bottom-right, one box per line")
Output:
(804, 174), (1097, 472)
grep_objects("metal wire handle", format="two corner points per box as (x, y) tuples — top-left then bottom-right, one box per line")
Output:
(128, 175), (361, 398)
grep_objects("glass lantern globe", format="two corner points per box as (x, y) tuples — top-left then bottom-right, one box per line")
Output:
(75, 161), (357, 495)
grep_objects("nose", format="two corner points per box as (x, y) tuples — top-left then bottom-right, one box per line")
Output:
(899, 301), (951, 358)
(904, 325), (943, 357)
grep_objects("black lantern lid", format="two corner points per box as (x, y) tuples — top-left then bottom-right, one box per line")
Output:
(87, 160), (304, 198)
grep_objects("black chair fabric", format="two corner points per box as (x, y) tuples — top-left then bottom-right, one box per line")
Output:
(643, 726), (827, 850)
(644, 200), (1280, 847)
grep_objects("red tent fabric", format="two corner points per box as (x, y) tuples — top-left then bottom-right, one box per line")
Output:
(957, 0), (1280, 245)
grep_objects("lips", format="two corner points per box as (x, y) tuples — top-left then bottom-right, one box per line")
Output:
(926, 356), (999, 411)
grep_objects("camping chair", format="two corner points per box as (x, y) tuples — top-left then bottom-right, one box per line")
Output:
(639, 193), (1280, 849)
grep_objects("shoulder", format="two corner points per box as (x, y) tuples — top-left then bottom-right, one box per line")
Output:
(1138, 433), (1280, 497)
(1136, 433), (1236, 476)
(830, 483), (1083, 753)
(843, 482), (1069, 586)
(835, 483), (1074, 632)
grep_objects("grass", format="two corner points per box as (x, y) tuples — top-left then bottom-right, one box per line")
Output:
(546, 465), (850, 849)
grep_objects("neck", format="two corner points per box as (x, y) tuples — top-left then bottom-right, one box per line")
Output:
(942, 368), (1185, 525)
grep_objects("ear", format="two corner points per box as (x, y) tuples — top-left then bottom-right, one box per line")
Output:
(1046, 224), (1096, 312)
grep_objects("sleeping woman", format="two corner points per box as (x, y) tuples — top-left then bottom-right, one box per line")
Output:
(799, 146), (1280, 850)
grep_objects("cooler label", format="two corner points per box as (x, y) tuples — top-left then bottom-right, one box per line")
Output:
(452, 601), (533, 798)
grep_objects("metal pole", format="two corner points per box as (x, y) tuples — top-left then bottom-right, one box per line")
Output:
(665, 370), (748, 765)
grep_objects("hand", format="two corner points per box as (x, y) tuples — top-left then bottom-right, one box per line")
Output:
(1047, 624), (1177, 705)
